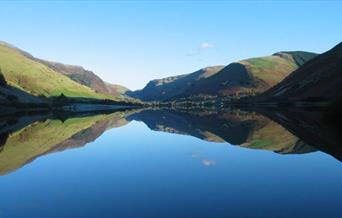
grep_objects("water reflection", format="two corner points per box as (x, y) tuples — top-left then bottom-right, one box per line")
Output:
(0, 111), (135, 175)
(0, 107), (341, 175)
(127, 109), (316, 154)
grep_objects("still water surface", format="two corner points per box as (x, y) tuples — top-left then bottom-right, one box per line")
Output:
(0, 109), (341, 217)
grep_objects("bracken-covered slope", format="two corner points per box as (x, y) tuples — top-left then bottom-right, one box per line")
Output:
(105, 82), (130, 95)
(260, 42), (342, 104)
(0, 42), (108, 99)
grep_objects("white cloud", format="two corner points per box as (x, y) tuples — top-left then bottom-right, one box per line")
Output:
(186, 42), (215, 57)
(191, 152), (216, 167)
(199, 42), (214, 49)
(202, 159), (216, 167)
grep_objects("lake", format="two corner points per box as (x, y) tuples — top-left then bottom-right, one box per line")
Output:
(0, 108), (342, 218)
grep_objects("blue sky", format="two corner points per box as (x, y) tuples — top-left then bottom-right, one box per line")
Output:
(1, 1), (341, 90)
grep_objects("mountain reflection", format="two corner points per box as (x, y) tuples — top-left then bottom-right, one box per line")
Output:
(0, 107), (341, 175)
(127, 109), (316, 154)
(0, 111), (135, 175)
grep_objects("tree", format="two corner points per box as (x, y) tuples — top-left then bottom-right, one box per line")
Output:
(0, 68), (7, 86)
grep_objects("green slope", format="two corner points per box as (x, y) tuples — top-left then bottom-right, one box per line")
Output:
(0, 42), (110, 99)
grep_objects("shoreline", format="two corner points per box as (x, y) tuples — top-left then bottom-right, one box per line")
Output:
(0, 103), (142, 117)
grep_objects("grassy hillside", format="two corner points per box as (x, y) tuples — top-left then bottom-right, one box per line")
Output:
(0, 43), (110, 99)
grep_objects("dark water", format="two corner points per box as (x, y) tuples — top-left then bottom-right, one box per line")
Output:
(0, 108), (342, 218)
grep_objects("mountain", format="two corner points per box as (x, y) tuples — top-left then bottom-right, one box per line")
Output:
(27, 58), (130, 97)
(0, 42), (114, 101)
(127, 66), (225, 101)
(0, 42), (133, 99)
(129, 51), (317, 102)
(259, 42), (342, 105)
(180, 51), (317, 98)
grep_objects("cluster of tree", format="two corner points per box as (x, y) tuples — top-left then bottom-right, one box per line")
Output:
(0, 68), (7, 87)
